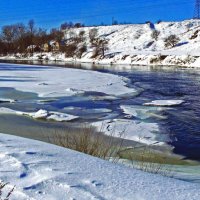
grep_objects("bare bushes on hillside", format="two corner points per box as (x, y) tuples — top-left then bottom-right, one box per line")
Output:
(89, 28), (98, 44)
(164, 34), (180, 48)
(63, 30), (87, 58)
(151, 30), (160, 41)
(91, 38), (109, 58)
(89, 28), (109, 58)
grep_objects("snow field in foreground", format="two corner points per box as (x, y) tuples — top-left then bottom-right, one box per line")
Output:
(0, 133), (200, 200)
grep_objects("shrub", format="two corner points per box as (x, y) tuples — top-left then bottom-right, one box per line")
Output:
(47, 125), (175, 177)
(48, 125), (124, 161)
(62, 43), (77, 57)
(190, 30), (199, 40)
(164, 34), (180, 48)
(157, 20), (162, 24)
(151, 30), (160, 41)
(78, 31), (86, 42)
(118, 147), (173, 177)
(89, 28), (98, 44)
(91, 38), (109, 58)
(149, 54), (167, 63)
(75, 44), (87, 58)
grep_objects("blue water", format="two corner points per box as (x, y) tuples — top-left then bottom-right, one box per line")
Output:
(1, 62), (200, 161)
(105, 67), (200, 160)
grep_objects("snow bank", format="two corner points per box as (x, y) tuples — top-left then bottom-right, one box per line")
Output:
(0, 64), (136, 97)
(0, 133), (199, 200)
(0, 107), (78, 122)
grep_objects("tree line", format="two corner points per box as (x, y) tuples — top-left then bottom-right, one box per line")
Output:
(0, 20), (109, 59)
(0, 20), (65, 54)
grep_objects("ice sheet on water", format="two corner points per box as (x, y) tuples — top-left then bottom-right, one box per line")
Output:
(0, 107), (78, 122)
(92, 119), (166, 146)
(144, 100), (184, 106)
(120, 105), (167, 120)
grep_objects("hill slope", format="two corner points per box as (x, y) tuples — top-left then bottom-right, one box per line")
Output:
(62, 20), (200, 67)
(2, 20), (200, 67)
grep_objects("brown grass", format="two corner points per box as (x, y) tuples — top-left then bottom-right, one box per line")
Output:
(48, 124), (174, 177)
(119, 147), (174, 177)
(48, 125), (124, 162)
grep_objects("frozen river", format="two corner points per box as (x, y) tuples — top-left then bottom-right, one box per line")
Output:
(0, 61), (200, 183)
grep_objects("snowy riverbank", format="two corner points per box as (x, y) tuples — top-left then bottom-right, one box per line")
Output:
(0, 133), (200, 200)
(1, 19), (200, 68)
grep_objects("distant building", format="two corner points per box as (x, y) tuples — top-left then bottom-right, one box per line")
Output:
(27, 45), (41, 53)
(43, 43), (50, 52)
(49, 41), (60, 52)
(28, 41), (61, 53)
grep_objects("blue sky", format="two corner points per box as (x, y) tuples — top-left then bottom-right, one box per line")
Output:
(0, 0), (195, 29)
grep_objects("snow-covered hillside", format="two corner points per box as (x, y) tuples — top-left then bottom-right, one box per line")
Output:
(62, 19), (200, 67)
(2, 20), (200, 67)
(0, 133), (200, 200)
(65, 20), (200, 56)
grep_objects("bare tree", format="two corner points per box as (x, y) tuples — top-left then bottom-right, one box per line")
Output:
(50, 28), (64, 43)
(79, 30), (85, 42)
(92, 37), (109, 58)
(28, 20), (35, 35)
(75, 43), (87, 58)
(1, 23), (26, 53)
(151, 30), (160, 41)
(28, 20), (35, 53)
(74, 23), (84, 28)
(89, 28), (98, 44)
(164, 35), (180, 48)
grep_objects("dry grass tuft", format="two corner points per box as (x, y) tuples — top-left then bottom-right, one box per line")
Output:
(48, 125), (124, 162)
(0, 182), (15, 200)
(119, 147), (174, 177)
(47, 124), (173, 177)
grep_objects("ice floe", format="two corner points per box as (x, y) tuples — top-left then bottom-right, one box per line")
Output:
(120, 105), (167, 120)
(0, 64), (136, 98)
(144, 100), (184, 106)
(93, 119), (166, 146)
(0, 98), (16, 103)
(0, 107), (78, 122)
(64, 106), (112, 114)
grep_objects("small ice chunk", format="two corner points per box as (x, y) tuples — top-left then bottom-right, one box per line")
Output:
(47, 112), (78, 122)
(30, 109), (48, 119)
(144, 100), (184, 106)
(120, 105), (166, 120)
(92, 119), (166, 146)
(0, 107), (78, 122)
(0, 98), (16, 103)
(65, 88), (84, 95)
(0, 107), (17, 114)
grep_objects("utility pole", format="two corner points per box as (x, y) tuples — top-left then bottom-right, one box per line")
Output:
(112, 17), (114, 25)
(194, 0), (200, 19)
